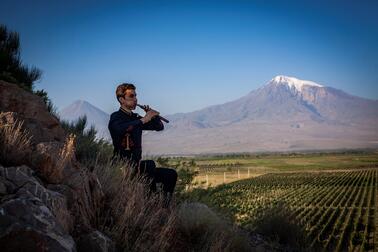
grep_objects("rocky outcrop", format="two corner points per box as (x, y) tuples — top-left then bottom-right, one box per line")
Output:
(0, 81), (109, 251)
(0, 165), (76, 251)
(0, 80), (65, 143)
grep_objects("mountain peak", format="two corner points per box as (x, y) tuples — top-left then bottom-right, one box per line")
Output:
(71, 100), (91, 107)
(269, 75), (323, 92)
(60, 100), (111, 140)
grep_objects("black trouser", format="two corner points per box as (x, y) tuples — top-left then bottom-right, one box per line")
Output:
(139, 160), (177, 195)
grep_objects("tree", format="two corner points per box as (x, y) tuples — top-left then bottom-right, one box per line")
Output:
(0, 24), (42, 91)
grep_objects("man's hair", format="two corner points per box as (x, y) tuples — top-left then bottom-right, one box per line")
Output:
(116, 83), (136, 103)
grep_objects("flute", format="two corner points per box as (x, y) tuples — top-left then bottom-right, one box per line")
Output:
(137, 104), (170, 123)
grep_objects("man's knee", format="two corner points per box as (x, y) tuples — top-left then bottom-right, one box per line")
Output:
(139, 160), (156, 176)
(167, 169), (178, 191)
(164, 168), (177, 182)
(170, 169), (178, 182)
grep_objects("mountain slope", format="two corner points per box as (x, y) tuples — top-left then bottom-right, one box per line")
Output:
(143, 76), (378, 154)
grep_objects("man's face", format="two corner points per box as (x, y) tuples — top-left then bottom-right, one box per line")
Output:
(121, 89), (137, 110)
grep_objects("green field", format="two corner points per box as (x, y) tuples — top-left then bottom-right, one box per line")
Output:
(194, 151), (378, 171)
(178, 151), (378, 251)
(168, 151), (378, 187)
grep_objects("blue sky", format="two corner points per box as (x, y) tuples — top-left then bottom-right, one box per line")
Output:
(1, 0), (378, 115)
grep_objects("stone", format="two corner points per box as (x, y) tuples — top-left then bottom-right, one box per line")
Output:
(0, 195), (76, 252)
(77, 230), (116, 252)
(0, 80), (65, 143)
(0, 165), (74, 233)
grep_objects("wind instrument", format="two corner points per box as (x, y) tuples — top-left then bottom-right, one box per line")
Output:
(137, 104), (169, 123)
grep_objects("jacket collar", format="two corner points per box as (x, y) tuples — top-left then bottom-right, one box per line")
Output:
(120, 107), (133, 115)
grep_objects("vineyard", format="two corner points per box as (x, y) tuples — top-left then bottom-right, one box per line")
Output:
(204, 169), (378, 251)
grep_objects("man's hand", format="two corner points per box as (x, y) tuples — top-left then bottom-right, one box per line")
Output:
(141, 109), (160, 124)
(143, 105), (151, 112)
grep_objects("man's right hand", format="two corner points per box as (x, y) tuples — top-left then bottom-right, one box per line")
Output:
(141, 109), (160, 124)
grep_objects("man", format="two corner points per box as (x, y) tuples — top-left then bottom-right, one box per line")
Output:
(108, 83), (177, 197)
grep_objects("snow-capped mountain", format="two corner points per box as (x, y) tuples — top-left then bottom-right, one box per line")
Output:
(143, 75), (378, 154)
(59, 100), (111, 140)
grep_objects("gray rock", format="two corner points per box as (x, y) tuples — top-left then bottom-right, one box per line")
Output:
(0, 195), (76, 252)
(0, 175), (15, 195)
(77, 230), (116, 252)
(0, 165), (74, 233)
(0, 81), (66, 144)
(0, 165), (41, 188)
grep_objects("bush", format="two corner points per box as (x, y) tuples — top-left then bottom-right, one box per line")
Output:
(174, 202), (251, 251)
(251, 202), (311, 251)
(60, 115), (113, 164)
(33, 89), (60, 118)
(175, 168), (198, 196)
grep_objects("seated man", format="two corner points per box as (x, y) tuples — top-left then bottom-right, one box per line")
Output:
(108, 83), (177, 197)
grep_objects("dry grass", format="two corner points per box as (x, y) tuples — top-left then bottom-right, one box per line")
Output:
(0, 116), (32, 166)
(92, 157), (177, 251)
(50, 133), (76, 180)
(91, 157), (252, 251)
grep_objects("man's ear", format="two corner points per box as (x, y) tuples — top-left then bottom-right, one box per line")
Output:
(118, 96), (124, 104)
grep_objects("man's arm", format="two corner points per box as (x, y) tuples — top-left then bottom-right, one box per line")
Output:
(108, 113), (143, 136)
(141, 117), (164, 131)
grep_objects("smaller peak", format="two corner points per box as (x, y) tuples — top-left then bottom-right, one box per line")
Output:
(72, 99), (85, 104)
(72, 100), (92, 106)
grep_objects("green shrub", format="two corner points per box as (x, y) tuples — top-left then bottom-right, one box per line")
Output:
(175, 168), (198, 195)
(60, 115), (113, 164)
(33, 89), (59, 118)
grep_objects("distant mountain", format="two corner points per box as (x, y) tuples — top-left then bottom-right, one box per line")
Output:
(143, 75), (378, 155)
(59, 77), (378, 155)
(59, 100), (111, 140)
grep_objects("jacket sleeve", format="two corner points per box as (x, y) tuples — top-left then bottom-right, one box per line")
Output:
(108, 113), (143, 136)
(142, 117), (164, 131)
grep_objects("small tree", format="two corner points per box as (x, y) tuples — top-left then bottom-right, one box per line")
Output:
(156, 156), (170, 167)
(0, 24), (58, 116)
(0, 24), (42, 91)
(175, 168), (199, 196)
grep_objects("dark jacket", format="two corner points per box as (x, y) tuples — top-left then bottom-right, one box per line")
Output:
(108, 108), (164, 165)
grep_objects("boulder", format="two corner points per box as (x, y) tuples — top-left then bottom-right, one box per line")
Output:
(77, 230), (116, 252)
(0, 81), (107, 249)
(0, 195), (76, 252)
(0, 80), (65, 143)
(0, 165), (74, 233)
